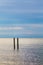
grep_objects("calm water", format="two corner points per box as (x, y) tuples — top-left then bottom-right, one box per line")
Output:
(0, 38), (43, 65)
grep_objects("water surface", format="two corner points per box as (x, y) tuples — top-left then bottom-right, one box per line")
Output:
(0, 38), (43, 65)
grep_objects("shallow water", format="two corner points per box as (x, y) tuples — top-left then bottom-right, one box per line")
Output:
(0, 38), (43, 65)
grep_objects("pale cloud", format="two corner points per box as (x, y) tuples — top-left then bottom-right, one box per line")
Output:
(0, 27), (23, 30)
(0, 0), (16, 6)
(24, 0), (35, 3)
(1, 9), (43, 14)
(0, 24), (43, 29)
(0, 18), (20, 21)
(0, 24), (43, 28)
(0, 0), (43, 14)
(27, 24), (43, 28)
(0, 24), (43, 36)
(9, 24), (43, 28)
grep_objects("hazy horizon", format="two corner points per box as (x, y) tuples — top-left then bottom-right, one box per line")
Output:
(0, 38), (43, 44)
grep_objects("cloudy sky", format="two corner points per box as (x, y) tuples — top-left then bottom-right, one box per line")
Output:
(0, 0), (43, 38)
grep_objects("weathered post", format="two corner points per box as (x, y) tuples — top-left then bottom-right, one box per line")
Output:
(17, 38), (19, 50)
(13, 38), (15, 50)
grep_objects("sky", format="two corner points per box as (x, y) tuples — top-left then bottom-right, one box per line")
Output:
(0, 0), (43, 38)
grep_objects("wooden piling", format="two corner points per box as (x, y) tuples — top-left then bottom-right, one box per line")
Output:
(17, 38), (19, 50)
(13, 38), (15, 50)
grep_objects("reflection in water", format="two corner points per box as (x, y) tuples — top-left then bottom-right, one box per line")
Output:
(0, 38), (43, 65)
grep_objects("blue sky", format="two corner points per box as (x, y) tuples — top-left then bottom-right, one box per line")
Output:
(0, 0), (43, 37)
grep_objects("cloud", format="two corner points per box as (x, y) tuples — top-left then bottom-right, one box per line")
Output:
(0, 9), (43, 14)
(0, 0), (43, 14)
(0, 24), (43, 29)
(0, 24), (43, 36)
(0, 0), (16, 6)
(0, 27), (23, 30)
